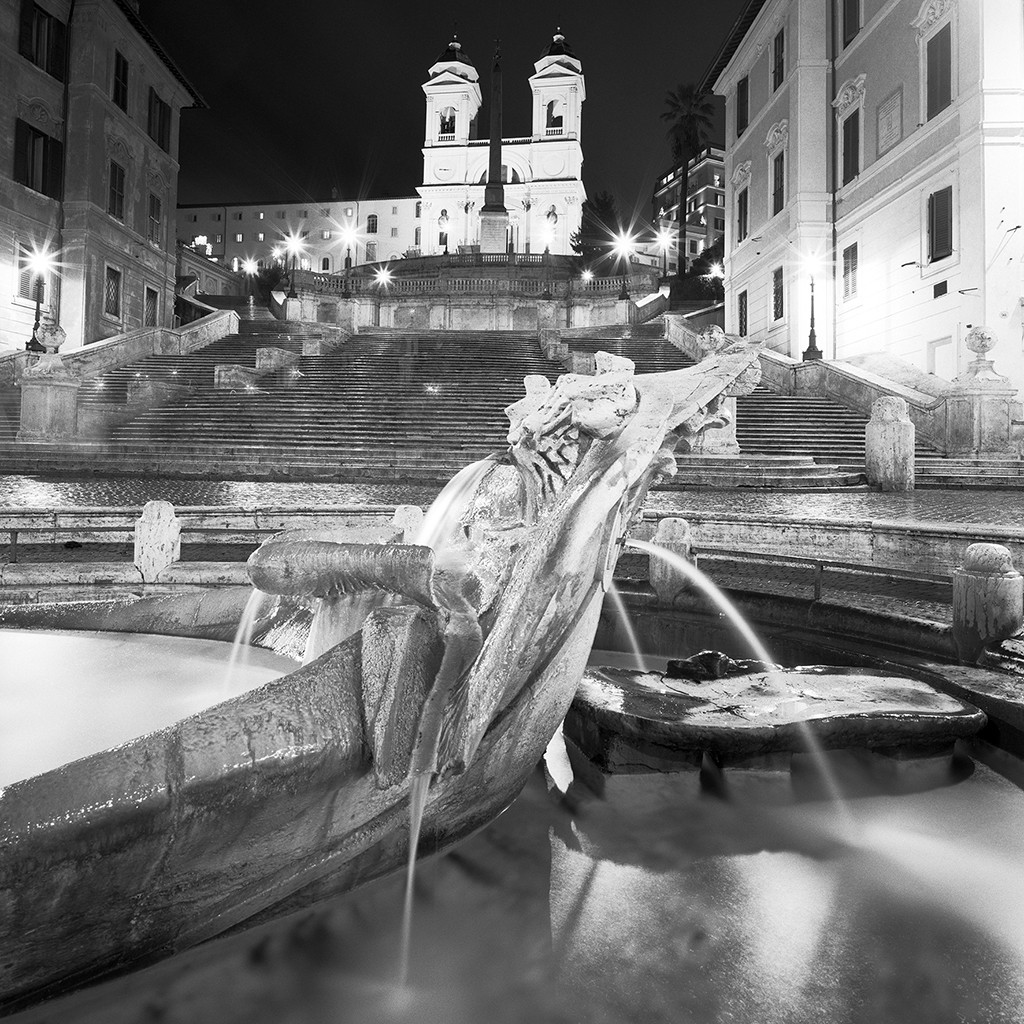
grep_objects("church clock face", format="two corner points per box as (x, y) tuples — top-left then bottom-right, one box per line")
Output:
(434, 165), (455, 181)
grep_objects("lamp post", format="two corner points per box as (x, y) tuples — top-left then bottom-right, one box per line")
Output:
(284, 235), (303, 299)
(241, 258), (257, 306)
(342, 228), (356, 298)
(614, 231), (635, 300)
(802, 271), (823, 362)
(24, 247), (56, 353)
(656, 228), (673, 280)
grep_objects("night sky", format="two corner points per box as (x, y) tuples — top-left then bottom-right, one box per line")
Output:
(141, 1), (748, 222)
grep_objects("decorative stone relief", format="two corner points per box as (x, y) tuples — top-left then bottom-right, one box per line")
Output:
(832, 74), (867, 115)
(731, 161), (751, 187)
(912, 0), (955, 36)
(106, 130), (134, 164)
(18, 97), (62, 130)
(764, 119), (789, 154)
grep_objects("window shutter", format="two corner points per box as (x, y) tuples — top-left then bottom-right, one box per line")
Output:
(18, 1), (35, 58)
(13, 119), (30, 185)
(843, 0), (859, 45)
(929, 186), (953, 261)
(927, 24), (952, 119)
(18, 245), (33, 299)
(49, 15), (66, 82)
(44, 134), (63, 198)
(842, 111), (859, 184)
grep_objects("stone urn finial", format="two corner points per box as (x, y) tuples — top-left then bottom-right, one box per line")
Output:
(39, 321), (66, 355)
(956, 326), (1009, 386)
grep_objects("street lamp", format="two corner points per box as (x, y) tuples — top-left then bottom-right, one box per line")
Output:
(283, 235), (303, 299)
(341, 227), (357, 297)
(613, 231), (635, 299)
(241, 258), (257, 305)
(802, 255), (823, 362)
(24, 246), (56, 352)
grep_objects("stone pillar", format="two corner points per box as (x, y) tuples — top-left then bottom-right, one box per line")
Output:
(648, 518), (694, 604)
(952, 543), (1024, 664)
(865, 396), (915, 491)
(17, 324), (79, 441)
(282, 296), (302, 321)
(134, 500), (181, 583)
(536, 298), (558, 331)
(616, 296), (633, 325)
(944, 327), (1022, 457)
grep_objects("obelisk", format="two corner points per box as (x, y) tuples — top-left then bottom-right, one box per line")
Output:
(478, 42), (509, 253)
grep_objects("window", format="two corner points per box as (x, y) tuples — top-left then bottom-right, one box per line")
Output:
(213, 213), (221, 221)
(13, 119), (62, 198)
(843, 0), (860, 46)
(19, 2), (66, 80)
(277, 211), (285, 219)
(366, 241), (377, 261)
(714, 216), (725, 231)
(736, 77), (749, 136)
(843, 243), (858, 298)
(320, 208), (330, 216)
(300, 209), (308, 217)
(415, 202), (422, 218)
(321, 230), (331, 240)
(689, 239), (699, 254)
(214, 233), (222, 244)
(414, 226), (421, 246)
(928, 185), (953, 262)
(367, 214), (378, 233)
(772, 152), (785, 215)
(737, 188), (749, 242)
(147, 194), (162, 244)
(738, 291), (748, 337)
(147, 88), (171, 151)
(300, 230), (309, 238)
(321, 257), (330, 271)
(231, 257), (239, 272)
(144, 287), (159, 327)
(233, 212), (242, 220)
(772, 30), (785, 91)
(257, 232), (265, 242)
(17, 243), (39, 299)
(391, 227), (399, 237)
(392, 206), (398, 215)
(104, 266), (122, 317)
(842, 110), (860, 185)
(107, 161), (125, 219)
(234, 233), (243, 243)
(113, 51), (129, 111)
(257, 211), (265, 220)
(926, 22), (952, 120)
(772, 267), (784, 320)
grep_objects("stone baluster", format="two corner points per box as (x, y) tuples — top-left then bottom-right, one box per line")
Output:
(865, 396), (915, 491)
(134, 500), (181, 583)
(952, 543), (1024, 664)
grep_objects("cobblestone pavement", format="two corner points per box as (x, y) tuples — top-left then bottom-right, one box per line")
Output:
(1, 473), (1024, 526)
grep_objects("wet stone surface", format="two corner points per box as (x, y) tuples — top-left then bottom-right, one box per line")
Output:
(566, 666), (986, 770)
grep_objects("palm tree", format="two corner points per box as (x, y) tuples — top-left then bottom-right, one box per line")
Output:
(661, 83), (715, 278)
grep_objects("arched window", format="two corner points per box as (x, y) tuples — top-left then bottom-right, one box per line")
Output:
(414, 226), (421, 246)
(321, 256), (330, 271)
(367, 214), (378, 234)
(439, 107), (456, 138)
(545, 99), (564, 132)
(415, 201), (422, 218)
(477, 165), (522, 184)
(231, 257), (239, 272)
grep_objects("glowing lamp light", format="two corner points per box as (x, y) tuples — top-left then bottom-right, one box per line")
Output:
(375, 266), (393, 287)
(581, 269), (594, 283)
(241, 258), (258, 276)
(612, 231), (636, 261)
(656, 229), (674, 252)
(707, 262), (725, 280)
(26, 246), (56, 280)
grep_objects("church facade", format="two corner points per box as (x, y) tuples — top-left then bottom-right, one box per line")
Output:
(179, 31), (587, 272)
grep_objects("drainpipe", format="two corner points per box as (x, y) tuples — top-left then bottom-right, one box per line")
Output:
(829, 0), (839, 359)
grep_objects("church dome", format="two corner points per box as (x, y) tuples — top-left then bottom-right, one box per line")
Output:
(540, 30), (577, 60)
(432, 36), (474, 72)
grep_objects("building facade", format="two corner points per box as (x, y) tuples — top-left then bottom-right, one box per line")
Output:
(702, 0), (1024, 393)
(652, 147), (726, 273)
(178, 31), (587, 277)
(1, 0), (202, 355)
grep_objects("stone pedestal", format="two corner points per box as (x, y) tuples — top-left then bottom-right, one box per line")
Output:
(282, 297), (302, 321)
(478, 210), (509, 254)
(134, 500), (181, 583)
(648, 518), (694, 604)
(865, 396), (915, 491)
(616, 297), (633, 324)
(17, 326), (79, 441)
(952, 543), (1024, 664)
(691, 397), (740, 454)
(945, 327), (1023, 457)
(536, 299), (558, 331)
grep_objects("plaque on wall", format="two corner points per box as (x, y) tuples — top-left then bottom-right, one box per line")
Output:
(877, 88), (902, 156)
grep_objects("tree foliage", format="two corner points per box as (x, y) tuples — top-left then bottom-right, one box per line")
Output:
(571, 190), (622, 272)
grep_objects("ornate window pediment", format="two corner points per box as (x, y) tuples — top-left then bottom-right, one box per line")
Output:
(764, 120), (789, 154)
(731, 160), (752, 187)
(832, 74), (867, 116)
(18, 97), (62, 131)
(912, 0), (954, 36)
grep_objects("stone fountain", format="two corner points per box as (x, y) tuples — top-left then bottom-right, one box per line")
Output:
(0, 341), (762, 1009)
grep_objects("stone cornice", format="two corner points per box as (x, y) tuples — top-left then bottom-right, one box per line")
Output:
(832, 74), (867, 116)
(764, 119), (788, 153)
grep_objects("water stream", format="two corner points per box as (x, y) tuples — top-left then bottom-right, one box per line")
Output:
(398, 772), (432, 987)
(221, 588), (266, 695)
(412, 455), (496, 553)
(607, 583), (649, 673)
(627, 540), (854, 829)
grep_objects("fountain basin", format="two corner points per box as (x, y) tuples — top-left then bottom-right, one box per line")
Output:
(565, 665), (986, 778)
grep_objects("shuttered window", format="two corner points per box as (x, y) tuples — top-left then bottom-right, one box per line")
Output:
(843, 0), (860, 46)
(843, 243), (858, 298)
(738, 291), (748, 337)
(842, 110), (860, 185)
(926, 23), (952, 120)
(148, 88), (171, 151)
(113, 51), (129, 111)
(772, 30), (785, 90)
(108, 161), (125, 219)
(772, 267), (784, 320)
(736, 77), (749, 136)
(13, 118), (63, 198)
(17, 243), (35, 299)
(928, 186), (953, 262)
(19, 1), (66, 80)
(772, 152), (785, 215)
(737, 188), (749, 242)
